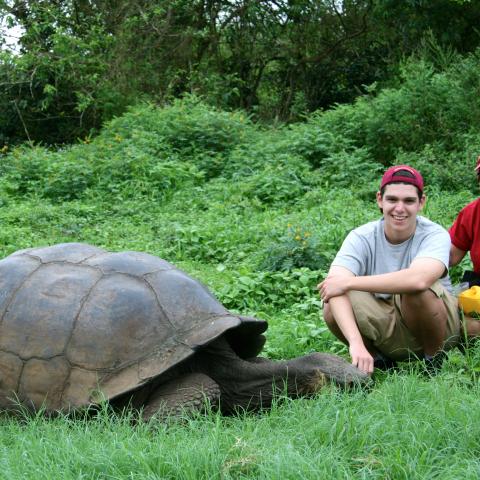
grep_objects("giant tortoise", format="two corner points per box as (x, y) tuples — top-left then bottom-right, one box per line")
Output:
(0, 243), (367, 419)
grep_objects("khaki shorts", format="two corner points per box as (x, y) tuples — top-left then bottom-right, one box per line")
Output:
(348, 281), (461, 361)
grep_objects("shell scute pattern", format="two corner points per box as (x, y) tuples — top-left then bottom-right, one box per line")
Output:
(0, 243), (255, 412)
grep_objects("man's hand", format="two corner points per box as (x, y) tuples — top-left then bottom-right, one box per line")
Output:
(318, 266), (373, 374)
(349, 342), (374, 374)
(317, 275), (351, 302)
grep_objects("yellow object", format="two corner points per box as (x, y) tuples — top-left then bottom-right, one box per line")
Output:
(458, 286), (480, 314)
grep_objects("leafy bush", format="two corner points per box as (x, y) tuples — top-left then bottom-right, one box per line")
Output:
(0, 143), (202, 202)
(239, 154), (319, 205)
(161, 223), (238, 264)
(395, 143), (478, 193)
(0, 99), (253, 203)
(3, 54), (480, 209)
(260, 224), (330, 271)
(221, 135), (277, 179)
(102, 97), (253, 179)
(92, 149), (202, 199)
(217, 268), (322, 312)
(279, 122), (349, 169)
(315, 50), (480, 184)
(221, 112), (381, 195)
(0, 146), (94, 200)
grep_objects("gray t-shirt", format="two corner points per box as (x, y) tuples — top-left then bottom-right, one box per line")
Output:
(332, 216), (452, 298)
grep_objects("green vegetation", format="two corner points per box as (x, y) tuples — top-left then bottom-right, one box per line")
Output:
(2, 1), (480, 145)
(2, 376), (480, 479)
(1, 44), (480, 477)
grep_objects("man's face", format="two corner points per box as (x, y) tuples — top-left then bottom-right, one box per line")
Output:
(376, 183), (425, 242)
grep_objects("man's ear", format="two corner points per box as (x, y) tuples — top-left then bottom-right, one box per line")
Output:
(419, 194), (426, 210)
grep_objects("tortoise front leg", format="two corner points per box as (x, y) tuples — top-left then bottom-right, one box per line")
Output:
(142, 373), (220, 420)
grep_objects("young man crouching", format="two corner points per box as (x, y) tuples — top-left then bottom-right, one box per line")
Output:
(318, 165), (460, 374)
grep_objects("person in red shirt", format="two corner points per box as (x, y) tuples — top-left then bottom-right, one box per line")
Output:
(450, 156), (480, 275)
(449, 156), (480, 335)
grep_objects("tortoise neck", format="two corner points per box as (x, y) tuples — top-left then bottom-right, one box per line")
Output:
(188, 337), (313, 413)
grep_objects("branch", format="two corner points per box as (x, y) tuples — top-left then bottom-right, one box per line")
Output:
(300, 1), (373, 65)
(219, 1), (249, 29)
(12, 98), (32, 143)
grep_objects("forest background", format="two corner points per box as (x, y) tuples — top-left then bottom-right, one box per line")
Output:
(2, 1), (480, 478)
(2, 0), (480, 145)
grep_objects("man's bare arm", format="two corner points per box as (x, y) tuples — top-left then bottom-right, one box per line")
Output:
(319, 266), (374, 373)
(449, 244), (466, 267)
(319, 257), (445, 302)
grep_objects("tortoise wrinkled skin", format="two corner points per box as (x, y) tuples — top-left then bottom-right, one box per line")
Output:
(0, 243), (367, 415)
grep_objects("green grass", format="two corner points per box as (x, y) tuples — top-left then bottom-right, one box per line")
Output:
(1, 375), (480, 479)
(0, 185), (478, 478)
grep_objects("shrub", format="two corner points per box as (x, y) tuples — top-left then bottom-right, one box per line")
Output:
(279, 122), (350, 169)
(259, 224), (330, 271)
(222, 114), (381, 195)
(239, 154), (319, 205)
(92, 145), (203, 199)
(0, 107), (210, 201)
(217, 268), (322, 312)
(395, 143), (477, 193)
(0, 146), (94, 200)
(316, 50), (480, 173)
(101, 97), (254, 179)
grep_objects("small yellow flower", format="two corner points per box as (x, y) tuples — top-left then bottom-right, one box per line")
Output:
(295, 235), (301, 241)
(305, 232), (311, 237)
(114, 134), (123, 142)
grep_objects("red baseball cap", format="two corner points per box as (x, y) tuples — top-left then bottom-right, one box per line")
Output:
(380, 165), (424, 193)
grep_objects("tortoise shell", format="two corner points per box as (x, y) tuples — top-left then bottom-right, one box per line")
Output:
(0, 243), (266, 411)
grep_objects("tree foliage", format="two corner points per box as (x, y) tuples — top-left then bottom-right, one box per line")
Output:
(1, 0), (480, 145)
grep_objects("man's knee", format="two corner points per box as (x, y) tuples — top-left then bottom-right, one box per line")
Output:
(401, 288), (448, 331)
(402, 288), (438, 307)
(401, 288), (447, 321)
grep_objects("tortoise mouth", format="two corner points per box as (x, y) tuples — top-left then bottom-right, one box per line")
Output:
(226, 332), (267, 359)
(184, 314), (268, 359)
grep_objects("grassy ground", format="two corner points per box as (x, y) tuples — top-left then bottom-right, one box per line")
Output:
(0, 184), (479, 479)
(1, 373), (479, 479)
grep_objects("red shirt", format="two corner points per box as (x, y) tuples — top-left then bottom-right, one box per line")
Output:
(450, 198), (480, 273)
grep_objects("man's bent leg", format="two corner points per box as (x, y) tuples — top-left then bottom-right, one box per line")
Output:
(323, 301), (378, 350)
(323, 299), (386, 367)
(399, 282), (460, 357)
(324, 292), (399, 356)
(400, 290), (447, 356)
(323, 303), (348, 344)
(347, 291), (423, 361)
